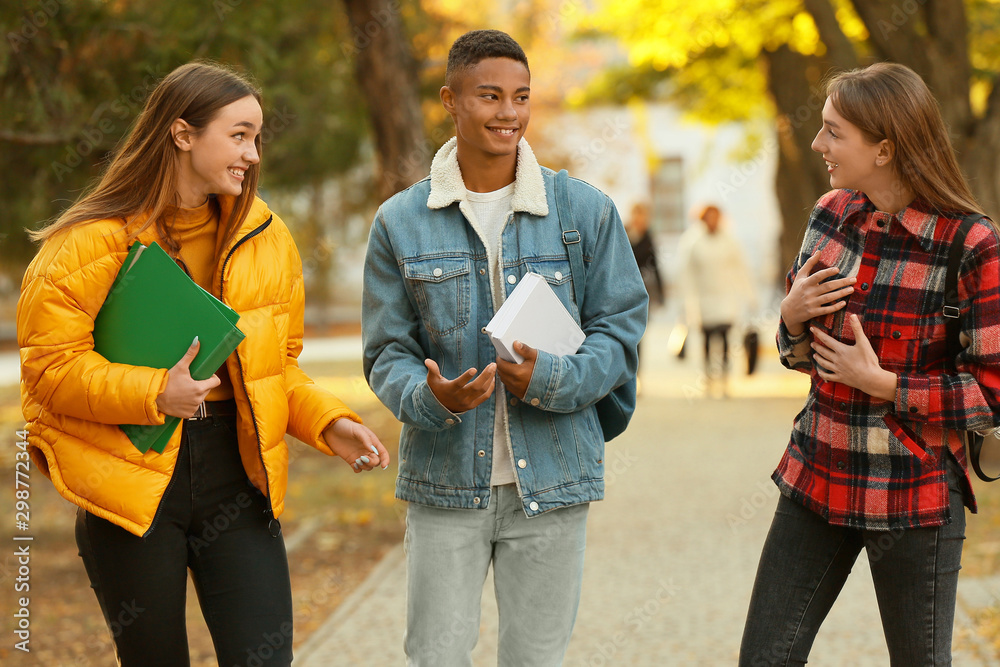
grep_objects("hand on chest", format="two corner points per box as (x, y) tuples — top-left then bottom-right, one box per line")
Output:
(811, 218), (949, 373)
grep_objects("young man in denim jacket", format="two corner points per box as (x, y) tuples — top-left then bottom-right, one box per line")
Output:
(362, 29), (647, 666)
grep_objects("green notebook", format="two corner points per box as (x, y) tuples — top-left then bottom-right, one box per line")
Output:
(93, 242), (245, 454)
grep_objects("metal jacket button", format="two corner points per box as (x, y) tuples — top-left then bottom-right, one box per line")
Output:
(433, 267), (443, 277)
(507, 275), (517, 284)
(518, 459), (527, 469)
(892, 331), (902, 339)
(836, 461), (846, 470)
(529, 501), (539, 511)
(861, 282), (869, 290)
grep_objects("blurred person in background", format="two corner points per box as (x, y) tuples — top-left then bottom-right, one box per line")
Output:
(677, 203), (756, 397)
(627, 201), (664, 386)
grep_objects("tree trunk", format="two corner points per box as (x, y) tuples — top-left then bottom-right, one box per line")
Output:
(761, 0), (859, 277)
(801, 0), (859, 72)
(963, 81), (1000, 217)
(763, 46), (837, 275)
(848, 0), (971, 135)
(767, 0), (1000, 284)
(846, 0), (998, 218)
(340, 0), (428, 201)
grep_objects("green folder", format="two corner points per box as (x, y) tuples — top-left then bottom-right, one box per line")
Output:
(93, 242), (245, 454)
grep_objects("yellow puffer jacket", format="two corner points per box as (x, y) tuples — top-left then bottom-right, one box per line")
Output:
(18, 196), (360, 536)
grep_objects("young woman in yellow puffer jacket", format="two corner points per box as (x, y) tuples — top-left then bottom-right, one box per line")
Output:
(17, 61), (390, 666)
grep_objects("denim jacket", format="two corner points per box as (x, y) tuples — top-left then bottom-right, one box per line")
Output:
(362, 138), (647, 516)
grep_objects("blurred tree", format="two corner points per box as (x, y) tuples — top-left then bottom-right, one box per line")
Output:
(340, 0), (428, 201)
(0, 0), (368, 293)
(584, 0), (1000, 274)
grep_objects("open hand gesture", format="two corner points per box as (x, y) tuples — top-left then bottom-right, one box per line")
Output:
(424, 358), (496, 413)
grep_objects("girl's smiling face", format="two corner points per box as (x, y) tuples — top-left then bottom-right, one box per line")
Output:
(811, 96), (885, 193)
(173, 94), (262, 207)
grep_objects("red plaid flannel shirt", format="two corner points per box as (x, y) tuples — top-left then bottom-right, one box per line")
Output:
(774, 189), (1000, 530)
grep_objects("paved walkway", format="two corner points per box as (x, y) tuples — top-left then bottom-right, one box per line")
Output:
(5, 324), (999, 664)
(294, 321), (1000, 666)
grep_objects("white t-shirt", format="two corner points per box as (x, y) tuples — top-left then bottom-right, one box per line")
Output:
(466, 184), (517, 487)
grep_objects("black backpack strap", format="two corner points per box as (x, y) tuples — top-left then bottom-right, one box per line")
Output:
(969, 431), (996, 482)
(943, 217), (976, 365)
(943, 215), (998, 481)
(555, 169), (586, 305)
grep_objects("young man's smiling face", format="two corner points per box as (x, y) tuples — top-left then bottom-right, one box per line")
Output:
(441, 57), (530, 163)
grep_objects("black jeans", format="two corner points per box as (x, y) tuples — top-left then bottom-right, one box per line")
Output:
(76, 412), (293, 667)
(739, 456), (966, 666)
(701, 323), (731, 376)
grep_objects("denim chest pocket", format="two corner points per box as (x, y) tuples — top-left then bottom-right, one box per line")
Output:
(523, 259), (579, 320)
(403, 256), (471, 335)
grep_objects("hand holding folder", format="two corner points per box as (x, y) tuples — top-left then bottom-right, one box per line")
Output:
(154, 336), (223, 418)
(93, 242), (245, 454)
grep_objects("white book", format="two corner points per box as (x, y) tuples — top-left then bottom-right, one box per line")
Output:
(484, 272), (586, 363)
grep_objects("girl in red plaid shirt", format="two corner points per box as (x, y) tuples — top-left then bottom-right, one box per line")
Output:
(740, 63), (1000, 665)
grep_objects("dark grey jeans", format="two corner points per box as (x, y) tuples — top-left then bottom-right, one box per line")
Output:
(739, 457), (966, 666)
(76, 412), (293, 667)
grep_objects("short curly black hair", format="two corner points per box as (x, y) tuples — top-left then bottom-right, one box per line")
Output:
(445, 30), (529, 88)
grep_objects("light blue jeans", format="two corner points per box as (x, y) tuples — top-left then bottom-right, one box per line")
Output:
(404, 484), (589, 667)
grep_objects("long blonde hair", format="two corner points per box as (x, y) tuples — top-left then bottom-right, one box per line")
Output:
(825, 62), (994, 228)
(30, 61), (262, 256)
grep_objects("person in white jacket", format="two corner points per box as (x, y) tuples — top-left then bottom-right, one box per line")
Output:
(677, 204), (756, 397)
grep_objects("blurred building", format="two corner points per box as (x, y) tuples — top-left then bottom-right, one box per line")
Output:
(533, 102), (782, 321)
(292, 101), (782, 330)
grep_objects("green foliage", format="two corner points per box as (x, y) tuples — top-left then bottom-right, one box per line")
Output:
(0, 0), (368, 277)
(576, 0), (821, 123)
(577, 47), (772, 124)
(583, 0), (999, 126)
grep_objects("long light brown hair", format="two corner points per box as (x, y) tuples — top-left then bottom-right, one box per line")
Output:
(825, 62), (995, 229)
(30, 61), (263, 256)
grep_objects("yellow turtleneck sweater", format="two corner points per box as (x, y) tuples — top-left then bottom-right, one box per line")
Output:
(168, 200), (234, 401)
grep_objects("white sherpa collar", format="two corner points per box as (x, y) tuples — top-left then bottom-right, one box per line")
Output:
(426, 137), (549, 217)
